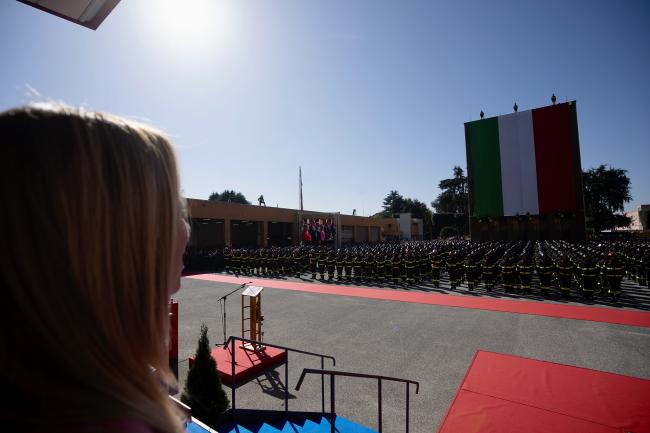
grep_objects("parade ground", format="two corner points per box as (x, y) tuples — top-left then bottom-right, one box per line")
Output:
(174, 273), (650, 432)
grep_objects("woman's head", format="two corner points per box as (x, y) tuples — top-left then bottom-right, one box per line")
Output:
(0, 104), (187, 432)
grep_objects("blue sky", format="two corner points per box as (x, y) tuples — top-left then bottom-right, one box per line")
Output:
(1, 0), (648, 215)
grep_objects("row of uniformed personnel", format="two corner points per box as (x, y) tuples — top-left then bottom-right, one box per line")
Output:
(220, 239), (648, 302)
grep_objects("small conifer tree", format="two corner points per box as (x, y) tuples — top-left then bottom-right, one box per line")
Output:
(181, 324), (230, 427)
(440, 226), (459, 239)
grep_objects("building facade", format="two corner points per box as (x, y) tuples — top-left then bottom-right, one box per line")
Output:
(186, 198), (388, 250)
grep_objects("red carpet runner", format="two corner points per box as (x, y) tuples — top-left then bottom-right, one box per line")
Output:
(186, 273), (650, 328)
(437, 351), (650, 433)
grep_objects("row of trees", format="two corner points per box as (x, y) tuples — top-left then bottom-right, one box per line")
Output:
(207, 163), (633, 235)
(208, 189), (250, 205)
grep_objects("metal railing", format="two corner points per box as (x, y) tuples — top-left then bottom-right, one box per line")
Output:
(222, 336), (336, 422)
(295, 368), (419, 433)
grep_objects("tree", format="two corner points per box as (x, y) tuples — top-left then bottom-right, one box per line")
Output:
(432, 166), (468, 235)
(208, 189), (251, 205)
(439, 226), (459, 239)
(583, 165), (632, 232)
(432, 166), (468, 216)
(381, 190), (406, 216)
(379, 191), (427, 218)
(402, 198), (429, 219)
(181, 324), (229, 428)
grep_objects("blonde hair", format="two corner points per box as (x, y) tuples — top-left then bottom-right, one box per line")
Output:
(0, 104), (184, 433)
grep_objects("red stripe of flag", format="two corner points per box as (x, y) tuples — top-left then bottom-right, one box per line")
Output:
(532, 103), (577, 214)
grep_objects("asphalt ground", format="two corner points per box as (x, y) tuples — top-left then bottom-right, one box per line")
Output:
(173, 274), (650, 433)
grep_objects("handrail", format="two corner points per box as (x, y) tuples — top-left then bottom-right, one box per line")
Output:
(169, 395), (191, 424)
(295, 368), (419, 433)
(223, 336), (336, 365)
(295, 369), (419, 392)
(222, 336), (336, 424)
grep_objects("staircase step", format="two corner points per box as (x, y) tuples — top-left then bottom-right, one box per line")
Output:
(257, 422), (282, 433)
(300, 419), (322, 433)
(280, 420), (308, 433)
(329, 416), (377, 433)
(185, 421), (211, 433)
(219, 415), (377, 433)
(313, 416), (378, 433)
(225, 425), (256, 433)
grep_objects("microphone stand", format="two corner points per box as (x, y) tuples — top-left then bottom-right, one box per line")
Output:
(218, 282), (251, 345)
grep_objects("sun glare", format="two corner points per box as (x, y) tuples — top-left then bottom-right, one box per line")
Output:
(146, 0), (231, 56)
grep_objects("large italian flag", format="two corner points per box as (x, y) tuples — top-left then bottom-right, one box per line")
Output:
(465, 102), (580, 217)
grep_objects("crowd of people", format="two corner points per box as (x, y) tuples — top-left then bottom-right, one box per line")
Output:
(301, 217), (337, 245)
(183, 246), (223, 271)
(217, 239), (649, 302)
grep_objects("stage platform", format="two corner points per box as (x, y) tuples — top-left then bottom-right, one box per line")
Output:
(437, 350), (650, 433)
(190, 344), (287, 387)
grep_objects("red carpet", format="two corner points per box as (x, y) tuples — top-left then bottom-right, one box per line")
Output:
(186, 273), (650, 328)
(437, 351), (650, 433)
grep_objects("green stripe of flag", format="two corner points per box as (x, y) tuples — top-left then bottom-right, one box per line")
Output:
(466, 117), (504, 217)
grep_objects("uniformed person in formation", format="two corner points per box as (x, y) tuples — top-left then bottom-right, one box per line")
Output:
(325, 249), (335, 281)
(352, 251), (362, 282)
(638, 250), (649, 287)
(335, 249), (344, 280)
(223, 246), (232, 273)
(404, 249), (416, 285)
(464, 253), (480, 291)
(639, 248), (650, 287)
(446, 250), (462, 289)
(374, 249), (383, 283)
(481, 253), (498, 291)
(535, 253), (554, 296)
(390, 251), (401, 285)
(518, 254), (534, 295)
(309, 247), (318, 279)
(500, 255), (517, 294)
(555, 255), (574, 298)
(343, 249), (352, 281)
(604, 252), (624, 302)
(577, 256), (598, 299)
(430, 250), (444, 288)
(291, 246), (301, 277)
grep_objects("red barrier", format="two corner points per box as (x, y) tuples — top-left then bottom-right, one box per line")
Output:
(169, 299), (179, 361)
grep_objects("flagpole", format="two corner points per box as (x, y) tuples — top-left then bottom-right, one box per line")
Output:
(299, 166), (303, 211)
(298, 166), (303, 246)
